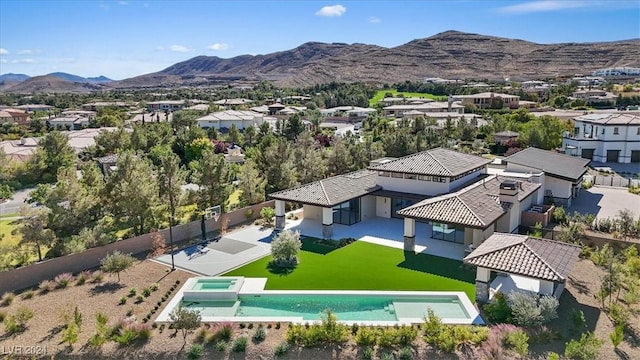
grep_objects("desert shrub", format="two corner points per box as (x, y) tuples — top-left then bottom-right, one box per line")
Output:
(111, 318), (153, 345)
(274, 342), (289, 357)
(187, 344), (204, 360)
(91, 270), (104, 283)
(610, 324), (624, 349)
(377, 327), (399, 347)
(252, 324), (266, 342)
(505, 328), (529, 357)
(360, 346), (374, 360)
(136, 295), (144, 303)
(0, 292), (15, 306)
(320, 309), (349, 343)
(248, 322), (254, 329)
(397, 347), (413, 360)
(422, 308), (444, 341)
(215, 340), (227, 351)
(396, 325), (418, 345)
(379, 353), (395, 360)
(20, 290), (34, 300)
(232, 336), (248, 352)
(0, 311), (5, 322)
(213, 322), (234, 342)
(564, 332), (604, 360)
(482, 292), (512, 324)
(54, 273), (74, 288)
(88, 312), (110, 349)
(129, 287), (137, 297)
(355, 326), (379, 346)
(553, 207), (567, 224)
(608, 303), (629, 328)
(39, 280), (54, 293)
(3, 307), (34, 334)
(260, 207), (275, 226)
(548, 352), (561, 360)
(119, 296), (127, 305)
(150, 282), (159, 291)
(572, 309), (586, 329)
(75, 270), (91, 285)
(507, 291), (558, 327)
(351, 322), (359, 335)
(270, 229), (302, 268)
(61, 322), (80, 347)
(143, 288), (152, 297)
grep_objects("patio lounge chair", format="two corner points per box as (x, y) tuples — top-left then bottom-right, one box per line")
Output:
(196, 245), (210, 254)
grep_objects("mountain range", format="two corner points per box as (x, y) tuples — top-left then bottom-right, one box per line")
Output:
(1, 31), (639, 92)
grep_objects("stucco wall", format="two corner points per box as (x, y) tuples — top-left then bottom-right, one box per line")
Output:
(0, 201), (274, 294)
(376, 196), (391, 218)
(302, 204), (322, 220)
(361, 195), (377, 220)
(375, 176), (450, 196)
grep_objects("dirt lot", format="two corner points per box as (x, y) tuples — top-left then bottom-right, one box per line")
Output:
(0, 258), (638, 359)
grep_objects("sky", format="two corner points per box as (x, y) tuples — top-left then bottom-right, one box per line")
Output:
(0, 0), (639, 80)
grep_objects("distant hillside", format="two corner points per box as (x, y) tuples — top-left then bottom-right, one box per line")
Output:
(47, 72), (113, 83)
(0, 73), (30, 82)
(3, 75), (111, 93)
(112, 30), (640, 88)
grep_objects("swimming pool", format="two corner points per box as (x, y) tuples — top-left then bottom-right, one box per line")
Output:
(157, 277), (482, 325)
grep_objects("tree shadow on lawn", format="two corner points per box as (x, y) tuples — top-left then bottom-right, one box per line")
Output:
(397, 251), (475, 283)
(300, 238), (340, 255)
(88, 282), (125, 296)
(267, 261), (296, 276)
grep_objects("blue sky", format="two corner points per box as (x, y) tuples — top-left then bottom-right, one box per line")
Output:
(0, 0), (638, 80)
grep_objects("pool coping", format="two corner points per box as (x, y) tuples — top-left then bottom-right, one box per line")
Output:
(156, 277), (484, 325)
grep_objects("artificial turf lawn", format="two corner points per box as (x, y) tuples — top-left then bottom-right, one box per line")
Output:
(224, 239), (476, 302)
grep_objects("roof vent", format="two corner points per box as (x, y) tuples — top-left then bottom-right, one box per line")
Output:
(499, 180), (519, 198)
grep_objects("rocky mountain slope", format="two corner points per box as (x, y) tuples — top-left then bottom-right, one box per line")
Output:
(3, 75), (110, 93)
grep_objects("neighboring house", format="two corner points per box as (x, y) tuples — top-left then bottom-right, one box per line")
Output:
(0, 108), (30, 125)
(383, 101), (464, 117)
(224, 145), (245, 163)
(592, 67), (640, 77)
(500, 147), (590, 206)
(146, 100), (185, 112)
(60, 110), (96, 118)
(81, 101), (129, 111)
(464, 233), (581, 302)
(15, 104), (54, 113)
(0, 137), (39, 162)
(185, 104), (210, 111)
(562, 113), (640, 163)
(195, 110), (264, 130)
(452, 92), (520, 109)
(493, 131), (519, 145)
(212, 98), (254, 107)
(571, 90), (617, 106)
(320, 106), (377, 117)
(48, 116), (90, 130)
(96, 154), (119, 175)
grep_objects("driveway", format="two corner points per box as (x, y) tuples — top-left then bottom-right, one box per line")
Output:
(0, 188), (34, 215)
(569, 186), (640, 219)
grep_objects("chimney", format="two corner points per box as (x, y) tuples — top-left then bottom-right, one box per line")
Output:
(499, 180), (519, 204)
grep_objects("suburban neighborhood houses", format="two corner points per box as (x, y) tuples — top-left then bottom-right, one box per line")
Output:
(1, 6), (640, 357)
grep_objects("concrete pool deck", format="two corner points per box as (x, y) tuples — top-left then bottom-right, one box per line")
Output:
(156, 276), (483, 326)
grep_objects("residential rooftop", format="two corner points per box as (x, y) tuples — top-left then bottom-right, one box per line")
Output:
(463, 233), (581, 282)
(503, 147), (590, 181)
(573, 113), (640, 125)
(368, 147), (492, 177)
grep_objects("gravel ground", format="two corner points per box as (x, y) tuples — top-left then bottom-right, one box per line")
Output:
(1, 258), (638, 359)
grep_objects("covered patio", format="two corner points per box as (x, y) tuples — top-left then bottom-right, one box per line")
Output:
(463, 233), (582, 302)
(284, 217), (466, 260)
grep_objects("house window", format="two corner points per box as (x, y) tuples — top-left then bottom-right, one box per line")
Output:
(332, 198), (361, 225)
(391, 172), (404, 179)
(613, 127), (619, 135)
(417, 175), (432, 181)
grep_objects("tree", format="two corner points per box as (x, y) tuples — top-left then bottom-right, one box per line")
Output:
(16, 207), (55, 261)
(169, 306), (202, 344)
(293, 132), (327, 184)
(94, 127), (131, 156)
(100, 250), (136, 282)
(0, 184), (12, 201)
(327, 137), (353, 176)
(237, 159), (266, 206)
(104, 151), (159, 235)
(191, 150), (232, 212)
(270, 230), (302, 268)
(616, 209), (636, 239)
(283, 113), (304, 140)
(185, 137), (214, 162)
(157, 151), (186, 221)
(243, 125), (256, 147)
(227, 123), (242, 145)
(38, 131), (76, 181)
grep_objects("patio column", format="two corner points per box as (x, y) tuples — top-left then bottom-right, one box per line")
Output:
(322, 207), (334, 239)
(475, 267), (491, 303)
(403, 217), (416, 252)
(275, 200), (286, 231)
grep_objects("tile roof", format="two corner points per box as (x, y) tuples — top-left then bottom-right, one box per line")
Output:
(463, 233), (582, 282)
(269, 169), (380, 207)
(368, 147), (492, 177)
(504, 147), (590, 181)
(397, 176), (541, 228)
(574, 113), (640, 125)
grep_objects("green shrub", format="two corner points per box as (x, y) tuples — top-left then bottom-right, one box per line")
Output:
(143, 288), (152, 297)
(422, 308), (444, 341)
(565, 332), (604, 360)
(39, 280), (54, 293)
(248, 322), (254, 329)
(150, 282), (159, 291)
(379, 353), (395, 360)
(572, 309), (586, 329)
(548, 352), (561, 360)
(91, 270), (104, 283)
(213, 322), (234, 342)
(355, 327), (379, 346)
(482, 292), (512, 324)
(129, 287), (137, 297)
(119, 296), (127, 305)
(187, 344), (204, 360)
(3, 307), (34, 334)
(136, 295), (144, 303)
(397, 347), (413, 360)
(377, 327), (399, 347)
(553, 207), (567, 224)
(608, 303), (629, 328)
(351, 322), (359, 335)
(270, 229), (302, 268)
(54, 273), (74, 288)
(75, 270), (91, 285)
(396, 325), (418, 345)
(505, 328), (529, 357)
(20, 290), (35, 300)
(232, 336), (248, 352)
(252, 324), (266, 342)
(0, 311), (5, 322)
(215, 340), (227, 352)
(61, 322), (80, 347)
(0, 292), (15, 306)
(274, 342), (289, 357)
(507, 291), (558, 327)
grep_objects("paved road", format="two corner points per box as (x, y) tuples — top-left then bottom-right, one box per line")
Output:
(0, 188), (35, 215)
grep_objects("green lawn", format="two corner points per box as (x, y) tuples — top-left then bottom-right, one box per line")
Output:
(225, 239), (476, 301)
(0, 213), (18, 219)
(0, 219), (21, 248)
(369, 89), (448, 107)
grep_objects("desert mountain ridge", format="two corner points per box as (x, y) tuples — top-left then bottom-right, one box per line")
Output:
(2, 31), (639, 92)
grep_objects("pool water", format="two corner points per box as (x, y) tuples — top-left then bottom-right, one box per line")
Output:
(183, 294), (469, 321)
(192, 278), (237, 291)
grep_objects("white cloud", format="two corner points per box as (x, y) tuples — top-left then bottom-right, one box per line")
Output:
(118, 1), (128, 5)
(369, 16), (381, 23)
(17, 49), (40, 55)
(208, 43), (230, 51)
(496, 1), (591, 14)
(0, 48), (8, 55)
(155, 45), (165, 51)
(11, 58), (36, 64)
(0, 59), (6, 63)
(169, 45), (192, 52)
(315, 4), (346, 17)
